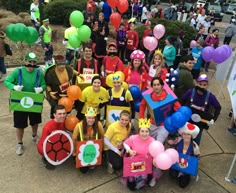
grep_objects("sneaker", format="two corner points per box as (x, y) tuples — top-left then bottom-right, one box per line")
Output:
(0, 74), (6, 82)
(16, 144), (24, 155)
(32, 135), (39, 143)
(107, 163), (114, 174)
(149, 177), (156, 187)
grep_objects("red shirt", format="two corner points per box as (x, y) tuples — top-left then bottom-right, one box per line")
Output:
(103, 56), (124, 75)
(37, 120), (66, 156)
(143, 29), (152, 41)
(126, 30), (139, 50)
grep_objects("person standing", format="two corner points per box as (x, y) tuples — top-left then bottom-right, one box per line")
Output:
(39, 18), (53, 65)
(180, 74), (221, 145)
(174, 55), (195, 98)
(63, 22), (80, 65)
(30, 0), (40, 31)
(223, 19), (236, 45)
(4, 52), (46, 155)
(163, 36), (176, 69)
(0, 31), (7, 82)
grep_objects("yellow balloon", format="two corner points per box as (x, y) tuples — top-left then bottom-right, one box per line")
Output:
(106, 74), (114, 88)
(114, 71), (125, 82)
(122, 81), (128, 89)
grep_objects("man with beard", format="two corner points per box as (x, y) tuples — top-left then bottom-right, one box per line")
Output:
(180, 74), (221, 145)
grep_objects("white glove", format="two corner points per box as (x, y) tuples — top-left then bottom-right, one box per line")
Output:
(13, 85), (23, 91)
(34, 87), (43, 94)
(101, 71), (105, 77)
(207, 119), (214, 126)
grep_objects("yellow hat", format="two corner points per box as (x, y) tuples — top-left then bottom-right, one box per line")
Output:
(139, 118), (151, 129)
(85, 107), (97, 117)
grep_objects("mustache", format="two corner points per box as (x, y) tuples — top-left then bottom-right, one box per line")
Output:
(25, 64), (39, 68)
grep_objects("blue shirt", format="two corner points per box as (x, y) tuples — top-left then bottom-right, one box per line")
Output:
(192, 46), (203, 70)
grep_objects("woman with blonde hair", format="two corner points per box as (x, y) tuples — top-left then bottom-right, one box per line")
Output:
(147, 49), (168, 87)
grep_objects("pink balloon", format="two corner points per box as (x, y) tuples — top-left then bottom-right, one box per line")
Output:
(153, 24), (165, 39)
(190, 40), (197, 48)
(165, 148), (179, 164)
(143, 36), (158, 51)
(155, 152), (172, 170)
(148, 141), (164, 158)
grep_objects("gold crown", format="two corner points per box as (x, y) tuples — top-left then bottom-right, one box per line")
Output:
(154, 49), (163, 56)
(139, 118), (151, 129)
(85, 107), (97, 117)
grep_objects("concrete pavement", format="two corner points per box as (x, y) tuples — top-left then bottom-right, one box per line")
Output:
(0, 66), (236, 193)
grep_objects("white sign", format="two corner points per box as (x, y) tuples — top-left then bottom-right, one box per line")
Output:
(227, 57), (236, 119)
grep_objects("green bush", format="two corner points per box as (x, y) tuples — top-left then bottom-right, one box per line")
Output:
(0, 0), (31, 14)
(136, 18), (197, 49)
(43, 0), (87, 27)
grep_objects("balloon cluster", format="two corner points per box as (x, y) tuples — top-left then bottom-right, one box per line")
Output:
(58, 85), (82, 113)
(108, 0), (129, 29)
(165, 68), (179, 90)
(202, 45), (232, 64)
(69, 10), (92, 48)
(164, 106), (192, 133)
(5, 23), (38, 45)
(143, 24), (165, 51)
(149, 141), (179, 170)
(129, 86), (143, 112)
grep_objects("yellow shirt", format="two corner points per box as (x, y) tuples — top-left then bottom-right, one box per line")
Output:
(80, 86), (109, 114)
(64, 26), (78, 49)
(104, 121), (131, 150)
(108, 88), (133, 102)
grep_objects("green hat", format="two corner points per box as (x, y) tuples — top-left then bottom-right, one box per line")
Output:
(42, 18), (49, 22)
(25, 52), (38, 62)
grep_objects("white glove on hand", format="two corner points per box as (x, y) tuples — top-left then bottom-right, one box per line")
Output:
(101, 71), (105, 77)
(207, 119), (214, 126)
(34, 87), (43, 94)
(13, 85), (23, 91)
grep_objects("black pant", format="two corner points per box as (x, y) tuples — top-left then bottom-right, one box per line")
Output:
(118, 45), (126, 61)
(125, 49), (133, 62)
(44, 43), (53, 62)
(80, 167), (89, 174)
(66, 49), (80, 66)
(169, 168), (191, 188)
(106, 150), (123, 170)
(223, 36), (232, 45)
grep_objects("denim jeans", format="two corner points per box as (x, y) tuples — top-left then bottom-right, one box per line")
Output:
(0, 57), (6, 74)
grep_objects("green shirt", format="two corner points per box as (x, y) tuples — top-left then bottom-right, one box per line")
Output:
(4, 67), (46, 92)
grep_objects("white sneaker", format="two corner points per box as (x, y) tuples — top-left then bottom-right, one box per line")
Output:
(149, 177), (156, 187)
(16, 144), (24, 155)
(32, 135), (39, 144)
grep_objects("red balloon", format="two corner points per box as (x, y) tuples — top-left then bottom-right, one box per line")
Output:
(117, 0), (129, 13)
(110, 12), (121, 29)
(107, 0), (118, 8)
(67, 85), (82, 100)
(65, 116), (79, 131)
(58, 97), (73, 113)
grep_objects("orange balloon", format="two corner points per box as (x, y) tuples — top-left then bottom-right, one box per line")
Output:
(65, 116), (79, 131)
(67, 85), (82, 100)
(58, 97), (73, 112)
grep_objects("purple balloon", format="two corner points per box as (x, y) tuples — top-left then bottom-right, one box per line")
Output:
(222, 45), (232, 58)
(212, 46), (228, 64)
(202, 46), (215, 62)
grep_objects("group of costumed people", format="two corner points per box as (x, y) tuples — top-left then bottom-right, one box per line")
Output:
(3, 47), (221, 190)
(3, 1), (222, 190)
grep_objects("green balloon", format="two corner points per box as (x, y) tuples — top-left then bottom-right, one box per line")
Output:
(26, 27), (39, 45)
(70, 10), (84, 28)
(68, 33), (81, 48)
(5, 24), (15, 40)
(78, 25), (91, 42)
(13, 23), (29, 42)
